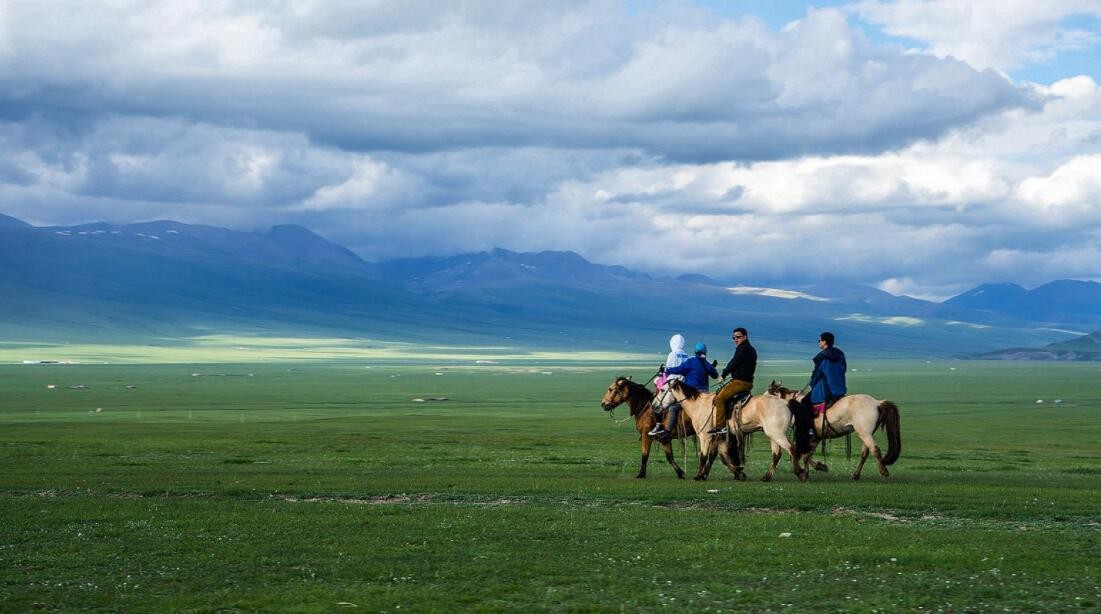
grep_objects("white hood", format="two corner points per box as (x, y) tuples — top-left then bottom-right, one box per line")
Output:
(666, 334), (688, 368)
(669, 334), (685, 353)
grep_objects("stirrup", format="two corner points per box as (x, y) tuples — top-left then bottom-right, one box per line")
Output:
(707, 426), (728, 435)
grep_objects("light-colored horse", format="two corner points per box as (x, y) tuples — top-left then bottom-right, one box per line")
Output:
(600, 377), (738, 481)
(663, 381), (806, 481)
(767, 381), (902, 480)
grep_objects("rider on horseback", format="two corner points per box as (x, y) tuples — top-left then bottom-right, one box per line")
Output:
(649, 341), (719, 437)
(795, 331), (848, 451)
(648, 334), (689, 437)
(708, 327), (757, 436)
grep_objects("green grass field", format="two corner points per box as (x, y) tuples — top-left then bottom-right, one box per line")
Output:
(1, 357), (1099, 611)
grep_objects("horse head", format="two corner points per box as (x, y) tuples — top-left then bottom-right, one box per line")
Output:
(600, 376), (634, 411)
(768, 380), (800, 399)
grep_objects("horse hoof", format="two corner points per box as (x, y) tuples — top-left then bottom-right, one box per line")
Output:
(735, 472), (747, 482)
(635, 474), (646, 479)
(677, 474), (686, 480)
(760, 475), (773, 482)
(797, 472), (809, 482)
(851, 473), (861, 481)
(814, 462), (829, 472)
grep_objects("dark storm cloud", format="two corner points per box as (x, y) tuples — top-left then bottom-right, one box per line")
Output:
(0, 1), (1097, 298)
(0, 3), (1029, 161)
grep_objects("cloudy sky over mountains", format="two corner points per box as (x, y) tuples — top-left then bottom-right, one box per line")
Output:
(2, 0), (1100, 299)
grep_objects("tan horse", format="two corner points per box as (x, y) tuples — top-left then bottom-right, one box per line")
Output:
(600, 377), (738, 481)
(663, 381), (805, 481)
(767, 381), (902, 480)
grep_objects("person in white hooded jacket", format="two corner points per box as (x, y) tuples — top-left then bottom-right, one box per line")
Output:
(649, 334), (689, 436)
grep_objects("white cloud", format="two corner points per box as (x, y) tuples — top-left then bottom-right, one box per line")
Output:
(852, 0), (1101, 72)
(1017, 154), (1101, 217)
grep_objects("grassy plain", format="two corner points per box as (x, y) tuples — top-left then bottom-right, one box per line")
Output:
(1, 356), (1099, 611)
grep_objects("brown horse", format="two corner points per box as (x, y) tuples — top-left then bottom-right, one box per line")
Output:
(767, 381), (902, 480)
(600, 376), (686, 479)
(600, 377), (740, 480)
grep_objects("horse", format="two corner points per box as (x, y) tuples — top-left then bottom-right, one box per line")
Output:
(662, 380), (805, 481)
(600, 377), (740, 481)
(767, 381), (902, 480)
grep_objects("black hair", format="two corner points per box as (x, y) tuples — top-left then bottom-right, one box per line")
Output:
(733, 327), (748, 337)
(820, 331), (835, 347)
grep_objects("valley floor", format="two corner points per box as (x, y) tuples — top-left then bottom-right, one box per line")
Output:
(1, 360), (1098, 611)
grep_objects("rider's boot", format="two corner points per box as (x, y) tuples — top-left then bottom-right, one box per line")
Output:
(706, 402), (727, 435)
(647, 409), (667, 436)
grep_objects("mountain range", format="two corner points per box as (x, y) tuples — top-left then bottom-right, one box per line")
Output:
(1, 212), (1097, 358)
(972, 329), (1101, 361)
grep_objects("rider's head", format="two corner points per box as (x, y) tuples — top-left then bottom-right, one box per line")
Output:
(732, 327), (748, 345)
(694, 342), (707, 356)
(819, 332), (835, 348)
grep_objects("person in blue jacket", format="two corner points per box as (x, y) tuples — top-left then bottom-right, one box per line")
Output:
(795, 331), (847, 450)
(651, 342), (719, 437)
(664, 342), (720, 391)
(808, 331), (847, 407)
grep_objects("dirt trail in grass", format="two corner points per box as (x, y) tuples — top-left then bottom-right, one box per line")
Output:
(6, 489), (1099, 531)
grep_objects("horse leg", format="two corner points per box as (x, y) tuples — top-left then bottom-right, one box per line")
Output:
(715, 438), (741, 478)
(693, 450), (711, 481)
(637, 436), (652, 479)
(872, 444), (890, 478)
(692, 438), (711, 481)
(778, 435), (806, 482)
(692, 434), (719, 481)
(852, 444), (870, 480)
(705, 446), (720, 480)
(856, 430), (889, 478)
(762, 439), (781, 482)
(804, 448), (828, 472)
(661, 440), (686, 479)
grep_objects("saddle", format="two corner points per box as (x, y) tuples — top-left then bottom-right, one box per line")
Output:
(724, 390), (752, 413)
(812, 394), (845, 416)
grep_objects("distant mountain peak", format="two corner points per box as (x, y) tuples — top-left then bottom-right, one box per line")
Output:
(958, 282), (1026, 297)
(945, 279), (1101, 325)
(260, 224), (372, 274)
(0, 213), (31, 228)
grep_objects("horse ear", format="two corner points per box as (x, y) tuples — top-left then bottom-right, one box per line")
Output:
(627, 376), (633, 381)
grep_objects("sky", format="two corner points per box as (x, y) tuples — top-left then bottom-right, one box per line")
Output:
(2, 1), (1101, 300)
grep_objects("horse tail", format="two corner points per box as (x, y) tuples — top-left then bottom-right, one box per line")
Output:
(878, 401), (901, 466)
(787, 399), (813, 455)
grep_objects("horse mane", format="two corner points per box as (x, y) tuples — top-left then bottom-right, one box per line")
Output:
(617, 376), (652, 396)
(615, 376), (654, 417)
(671, 379), (701, 400)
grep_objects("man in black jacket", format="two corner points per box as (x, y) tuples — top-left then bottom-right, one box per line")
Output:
(708, 327), (757, 435)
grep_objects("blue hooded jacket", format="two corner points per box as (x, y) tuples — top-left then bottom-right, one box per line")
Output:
(664, 354), (720, 392)
(809, 346), (847, 404)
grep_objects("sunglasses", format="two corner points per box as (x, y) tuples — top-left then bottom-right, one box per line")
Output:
(732, 334), (745, 339)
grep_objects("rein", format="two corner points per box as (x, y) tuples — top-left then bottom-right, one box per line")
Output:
(607, 375), (658, 427)
(608, 410), (633, 425)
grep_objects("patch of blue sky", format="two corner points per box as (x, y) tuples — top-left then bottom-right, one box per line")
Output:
(1011, 15), (1101, 84)
(625, 0), (849, 29)
(1012, 46), (1101, 84)
(692, 0), (849, 27)
(632, 1), (912, 49)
